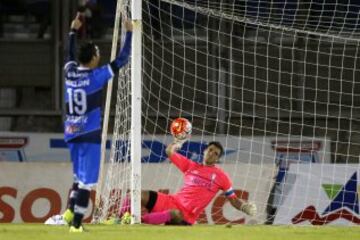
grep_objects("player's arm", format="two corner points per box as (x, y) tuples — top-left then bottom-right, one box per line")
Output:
(110, 20), (133, 72)
(92, 22), (132, 85)
(67, 13), (82, 62)
(165, 141), (182, 157)
(92, 21), (132, 85)
(166, 142), (193, 172)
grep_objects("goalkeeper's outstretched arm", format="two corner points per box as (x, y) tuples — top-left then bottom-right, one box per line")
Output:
(166, 141), (193, 173)
(228, 197), (257, 217)
(165, 142), (181, 157)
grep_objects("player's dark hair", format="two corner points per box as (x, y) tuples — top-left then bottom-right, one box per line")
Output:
(207, 141), (224, 157)
(78, 42), (99, 64)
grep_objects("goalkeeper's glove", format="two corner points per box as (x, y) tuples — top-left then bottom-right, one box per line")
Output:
(240, 202), (257, 216)
(173, 138), (186, 149)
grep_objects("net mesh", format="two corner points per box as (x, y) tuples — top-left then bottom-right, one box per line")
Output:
(95, 0), (360, 225)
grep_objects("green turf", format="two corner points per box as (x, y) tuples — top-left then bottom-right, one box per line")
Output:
(1, 224), (360, 240)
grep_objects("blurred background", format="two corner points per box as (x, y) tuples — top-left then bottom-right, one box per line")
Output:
(0, 0), (120, 132)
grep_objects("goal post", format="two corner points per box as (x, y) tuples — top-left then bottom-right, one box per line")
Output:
(130, 0), (142, 224)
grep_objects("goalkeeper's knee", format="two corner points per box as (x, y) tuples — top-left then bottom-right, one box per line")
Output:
(169, 209), (183, 224)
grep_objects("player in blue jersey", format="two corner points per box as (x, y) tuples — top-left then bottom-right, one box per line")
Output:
(62, 13), (132, 233)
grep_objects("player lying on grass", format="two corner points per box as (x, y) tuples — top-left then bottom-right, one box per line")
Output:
(120, 141), (257, 225)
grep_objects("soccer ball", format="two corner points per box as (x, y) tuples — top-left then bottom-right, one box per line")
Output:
(170, 117), (192, 140)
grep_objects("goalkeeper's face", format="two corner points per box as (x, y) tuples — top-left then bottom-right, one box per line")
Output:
(203, 145), (221, 166)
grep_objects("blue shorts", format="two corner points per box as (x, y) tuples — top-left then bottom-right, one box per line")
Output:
(67, 142), (101, 186)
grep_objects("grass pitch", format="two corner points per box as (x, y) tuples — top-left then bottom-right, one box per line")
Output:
(0, 224), (359, 240)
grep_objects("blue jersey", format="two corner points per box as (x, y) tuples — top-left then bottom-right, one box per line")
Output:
(64, 30), (132, 142)
(64, 63), (114, 142)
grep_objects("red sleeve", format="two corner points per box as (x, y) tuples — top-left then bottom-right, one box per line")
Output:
(169, 152), (195, 173)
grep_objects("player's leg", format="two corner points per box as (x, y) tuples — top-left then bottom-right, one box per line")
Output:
(117, 190), (150, 223)
(118, 193), (132, 217)
(118, 190), (156, 217)
(119, 191), (190, 225)
(116, 190), (153, 224)
(71, 142), (101, 231)
(45, 142), (78, 226)
(141, 191), (185, 225)
(66, 181), (79, 213)
(70, 183), (90, 232)
(62, 181), (78, 225)
(164, 210), (194, 225)
(265, 183), (277, 224)
(62, 142), (80, 225)
(68, 151), (80, 214)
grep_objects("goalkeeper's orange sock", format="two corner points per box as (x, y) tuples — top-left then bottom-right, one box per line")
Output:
(141, 211), (171, 225)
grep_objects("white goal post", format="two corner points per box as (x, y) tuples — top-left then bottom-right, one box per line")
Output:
(130, 0), (142, 224)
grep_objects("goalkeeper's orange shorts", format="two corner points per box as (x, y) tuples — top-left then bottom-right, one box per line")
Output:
(151, 192), (193, 224)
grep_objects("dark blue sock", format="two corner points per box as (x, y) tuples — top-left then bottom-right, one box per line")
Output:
(68, 182), (79, 212)
(72, 188), (90, 228)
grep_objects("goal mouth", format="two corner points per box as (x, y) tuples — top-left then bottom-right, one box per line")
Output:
(95, 0), (360, 226)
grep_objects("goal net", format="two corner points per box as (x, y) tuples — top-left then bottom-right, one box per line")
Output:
(95, 0), (360, 225)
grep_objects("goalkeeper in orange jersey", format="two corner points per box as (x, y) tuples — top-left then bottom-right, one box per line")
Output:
(120, 141), (257, 225)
